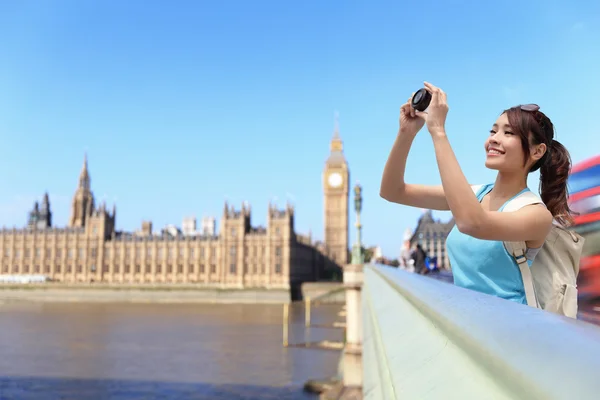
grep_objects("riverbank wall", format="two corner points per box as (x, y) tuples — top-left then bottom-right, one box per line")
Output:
(0, 284), (292, 304)
(300, 282), (345, 304)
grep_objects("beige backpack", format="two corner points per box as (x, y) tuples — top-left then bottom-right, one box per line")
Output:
(502, 191), (585, 318)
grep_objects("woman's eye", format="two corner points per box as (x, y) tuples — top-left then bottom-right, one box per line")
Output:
(489, 130), (496, 136)
(505, 131), (514, 135)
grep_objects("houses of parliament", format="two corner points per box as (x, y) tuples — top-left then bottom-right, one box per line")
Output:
(0, 128), (351, 289)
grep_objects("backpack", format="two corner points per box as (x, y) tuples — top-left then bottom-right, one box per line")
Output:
(501, 191), (585, 318)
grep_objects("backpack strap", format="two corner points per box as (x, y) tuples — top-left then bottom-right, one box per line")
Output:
(505, 240), (539, 308)
(502, 191), (545, 309)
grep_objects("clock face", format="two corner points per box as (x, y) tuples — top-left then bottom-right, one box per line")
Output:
(328, 172), (343, 188)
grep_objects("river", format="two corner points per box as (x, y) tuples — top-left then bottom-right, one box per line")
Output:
(0, 301), (344, 399)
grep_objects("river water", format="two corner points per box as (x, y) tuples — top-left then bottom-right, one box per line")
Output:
(0, 302), (344, 399)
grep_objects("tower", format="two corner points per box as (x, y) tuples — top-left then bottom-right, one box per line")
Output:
(220, 202), (252, 283)
(323, 114), (349, 265)
(39, 192), (52, 228)
(27, 193), (52, 229)
(69, 153), (95, 227)
(27, 201), (40, 228)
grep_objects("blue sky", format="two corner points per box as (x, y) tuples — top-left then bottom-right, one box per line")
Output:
(0, 0), (598, 258)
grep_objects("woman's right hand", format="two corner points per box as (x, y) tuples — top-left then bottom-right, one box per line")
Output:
(399, 94), (427, 136)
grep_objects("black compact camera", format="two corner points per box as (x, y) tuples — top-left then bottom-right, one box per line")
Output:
(411, 89), (431, 112)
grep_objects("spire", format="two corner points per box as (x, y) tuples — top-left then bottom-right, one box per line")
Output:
(79, 152), (90, 190)
(325, 111), (346, 167)
(39, 191), (52, 226)
(419, 209), (434, 222)
(333, 110), (340, 140)
(70, 153), (95, 227)
(82, 152), (88, 177)
(330, 111), (343, 153)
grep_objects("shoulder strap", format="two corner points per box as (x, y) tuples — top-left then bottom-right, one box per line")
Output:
(502, 190), (545, 309)
(502, 191), (544, 212)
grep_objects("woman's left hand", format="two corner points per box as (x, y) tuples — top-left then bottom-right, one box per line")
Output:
(423, 81), (449, 136)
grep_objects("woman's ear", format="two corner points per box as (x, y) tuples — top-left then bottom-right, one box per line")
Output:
(530, 143), (547, 162)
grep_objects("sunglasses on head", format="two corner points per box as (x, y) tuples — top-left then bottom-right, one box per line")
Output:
(519, 103), (552, 137)
(520, 104), (540, 112)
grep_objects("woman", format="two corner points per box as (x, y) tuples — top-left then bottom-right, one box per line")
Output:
(380, 82), (573, 304)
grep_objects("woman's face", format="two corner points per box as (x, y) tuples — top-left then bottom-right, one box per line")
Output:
(484, 113), (527, 172)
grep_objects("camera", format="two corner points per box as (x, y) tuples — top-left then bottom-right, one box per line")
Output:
(411, 89), (431, 112)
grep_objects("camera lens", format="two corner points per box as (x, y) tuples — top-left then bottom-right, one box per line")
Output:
(411, 88), (431, 112)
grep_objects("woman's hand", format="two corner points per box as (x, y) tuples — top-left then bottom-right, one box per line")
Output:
(399, 94), (427, 136)
(423, 81), (449, 137)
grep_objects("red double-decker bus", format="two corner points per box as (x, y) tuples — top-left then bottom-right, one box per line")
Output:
(568, 155), (600, 300)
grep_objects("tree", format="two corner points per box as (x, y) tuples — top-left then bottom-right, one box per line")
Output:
(361, 246), (374, 263)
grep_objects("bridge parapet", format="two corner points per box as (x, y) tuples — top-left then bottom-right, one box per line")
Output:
(360, 264), (600, 400)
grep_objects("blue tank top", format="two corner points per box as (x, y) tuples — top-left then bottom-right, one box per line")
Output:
(446, 184), (531, 304)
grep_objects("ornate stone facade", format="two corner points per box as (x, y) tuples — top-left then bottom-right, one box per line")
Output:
(323, 120), (350, 265)
(409, 210), (455, 269)
(0, 128), (348, 286)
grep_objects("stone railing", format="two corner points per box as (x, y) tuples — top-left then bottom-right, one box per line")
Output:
(346, 264), (600, 400)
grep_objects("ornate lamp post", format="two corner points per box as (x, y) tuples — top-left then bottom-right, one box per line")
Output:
(351, 183), (364, 265)
(342, 182), (364, 394)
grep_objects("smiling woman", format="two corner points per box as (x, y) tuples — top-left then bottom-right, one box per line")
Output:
(379, 82), (578, 310)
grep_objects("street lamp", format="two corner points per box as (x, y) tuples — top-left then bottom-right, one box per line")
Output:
(351, 183), (364, 265)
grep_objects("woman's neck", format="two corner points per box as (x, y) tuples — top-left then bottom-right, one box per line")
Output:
(492, 171), (528, 199)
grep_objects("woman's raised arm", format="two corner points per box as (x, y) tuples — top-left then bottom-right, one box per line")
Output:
(380, 100), (450, 211)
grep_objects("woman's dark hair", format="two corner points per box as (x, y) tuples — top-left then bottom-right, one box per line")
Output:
(503, 106), (574, 226)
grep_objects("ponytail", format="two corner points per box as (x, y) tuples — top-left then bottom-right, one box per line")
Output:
(504, 106), (574, 226)
(539, 139), (573, 226)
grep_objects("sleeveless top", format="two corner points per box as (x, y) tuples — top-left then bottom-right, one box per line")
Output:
(446, 183), (540, 305)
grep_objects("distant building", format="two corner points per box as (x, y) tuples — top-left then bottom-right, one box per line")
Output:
(139, 221), (152, 236)
(182, 217), (197, 236)
(162, 224), (182, 237)
(409, 210), (454, 270)
(201, 217), (216, 236)
(368, 246), (383, 264)
(0, 125), (351, 287)
(371, 246), (382, 260)
(178, 217), (217, 237)
(323, 118), (349, 265)
(27, 193), (52, 230)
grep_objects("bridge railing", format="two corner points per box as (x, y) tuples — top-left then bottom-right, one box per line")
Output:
(357, 264), (600, 400)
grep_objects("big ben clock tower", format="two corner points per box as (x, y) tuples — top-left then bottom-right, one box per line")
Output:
(323, 116), (349, 265)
